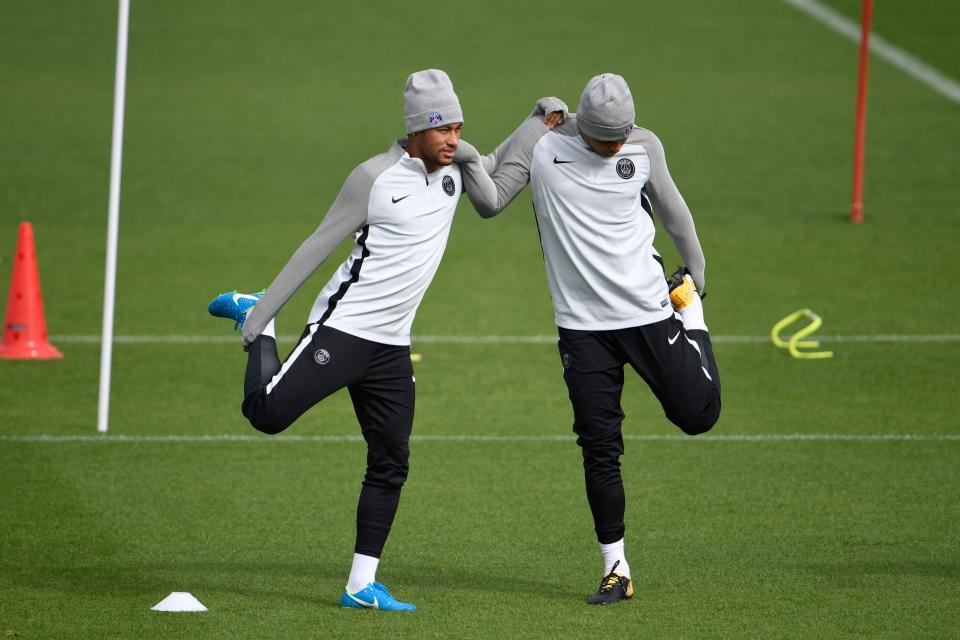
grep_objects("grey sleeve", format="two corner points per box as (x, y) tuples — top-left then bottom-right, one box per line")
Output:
(484, 96), (568, 170)
(632, 129), (707, 292)
(455, 116), (550, 217)
(239, 164), (372, 346)
(530, 96), (569, 119)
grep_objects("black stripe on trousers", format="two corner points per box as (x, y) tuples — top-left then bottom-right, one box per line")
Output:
(319, 225), (370, 325)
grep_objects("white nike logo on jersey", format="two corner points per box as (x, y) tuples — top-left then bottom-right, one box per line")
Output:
(232, 293), (260, 306)
(346, 592), (379, 609)
(668, 330), (681, 345)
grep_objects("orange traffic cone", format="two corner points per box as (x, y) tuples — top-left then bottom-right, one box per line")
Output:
(0, 222), (63, 359)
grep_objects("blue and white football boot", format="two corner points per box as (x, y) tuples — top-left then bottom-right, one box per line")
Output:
(340, 582), (416, 612)
(207, 290), (263, 330)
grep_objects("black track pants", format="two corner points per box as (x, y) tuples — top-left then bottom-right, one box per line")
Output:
(242, 324), (415, 558)
(558, 315), (721, 544)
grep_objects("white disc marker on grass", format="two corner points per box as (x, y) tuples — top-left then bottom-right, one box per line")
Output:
(151, 592), (208, 612)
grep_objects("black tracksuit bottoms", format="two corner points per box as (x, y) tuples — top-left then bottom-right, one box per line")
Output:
(241, 323), (414, 559)
(558, 314), (721, 544)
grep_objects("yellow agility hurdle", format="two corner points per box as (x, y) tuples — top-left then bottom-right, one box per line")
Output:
(770, 309), (834, 359)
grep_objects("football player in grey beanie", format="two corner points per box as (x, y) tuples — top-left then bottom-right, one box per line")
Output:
(454, 73), (721, 605)
(403, 68), (465, 170)
(206, 68), (551, 612)
(576, 73), (637, 146)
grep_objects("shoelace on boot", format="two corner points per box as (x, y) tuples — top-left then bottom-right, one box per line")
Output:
(597, 560), (624, 592)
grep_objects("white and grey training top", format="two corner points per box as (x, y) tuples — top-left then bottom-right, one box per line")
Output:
(241, 140), (472, 347)
(458, 107), (706, 331)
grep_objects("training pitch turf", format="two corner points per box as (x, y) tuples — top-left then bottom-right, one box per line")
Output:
(1, 1), (959, 638)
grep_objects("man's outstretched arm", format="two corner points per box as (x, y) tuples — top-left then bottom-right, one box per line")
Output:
(240, 164), (372, 346)
(456, 97), (568, 217)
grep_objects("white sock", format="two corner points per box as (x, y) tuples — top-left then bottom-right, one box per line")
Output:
(678, 294), (707, 333)
(346, 553), (380, 593)
(261, 318), (276, 339)
(600, 539), (631, 578)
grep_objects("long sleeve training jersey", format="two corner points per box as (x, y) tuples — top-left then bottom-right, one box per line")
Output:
(241, 140), (464, 347)
(457, 111), (706, 331)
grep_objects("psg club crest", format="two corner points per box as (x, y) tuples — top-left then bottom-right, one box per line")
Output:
(429, 111), (443, 126)
(442, 175), (455, 196)
(314, 348), (330, 366)
(616, 158), (635, 180)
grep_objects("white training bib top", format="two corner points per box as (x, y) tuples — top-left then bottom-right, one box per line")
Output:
(529, 132), (673, 330)
(311, 155), (461, 345)
(241, 140), (461, 348)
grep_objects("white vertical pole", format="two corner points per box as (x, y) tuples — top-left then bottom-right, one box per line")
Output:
(97, 0), (131, 433)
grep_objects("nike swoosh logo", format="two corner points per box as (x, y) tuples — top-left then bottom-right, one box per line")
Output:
(668, 330), (681, 345)
(391, 195), (410, 204)
(553, 157), (575, 164)
(232, 293), (260, 305)
(346, 593), (379, 609)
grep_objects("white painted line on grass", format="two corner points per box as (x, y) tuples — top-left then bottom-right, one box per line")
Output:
(781, 0), (960, 104)
(52, 335), (238, 344)
(48, 334), (960, 345)
(2, 433), (957, 443)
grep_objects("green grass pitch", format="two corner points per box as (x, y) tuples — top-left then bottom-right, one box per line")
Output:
(1, 1), (959, 638)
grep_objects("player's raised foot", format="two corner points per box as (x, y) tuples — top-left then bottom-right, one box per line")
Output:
(340, 581), (416, 611)
(207, 290), (263, 330)
(587, 561), (634, 605)
(667, 266), (698, 311)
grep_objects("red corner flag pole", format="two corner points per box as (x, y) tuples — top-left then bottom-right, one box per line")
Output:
(850, 0), (873, 223)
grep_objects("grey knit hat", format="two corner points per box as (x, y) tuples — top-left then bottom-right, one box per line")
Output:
(404, 69), (463, 134)
(576, 73), (635, 141)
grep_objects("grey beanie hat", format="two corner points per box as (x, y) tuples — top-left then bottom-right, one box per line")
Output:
(404, 69), (463, 134)
(577, 73), (636, 141)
